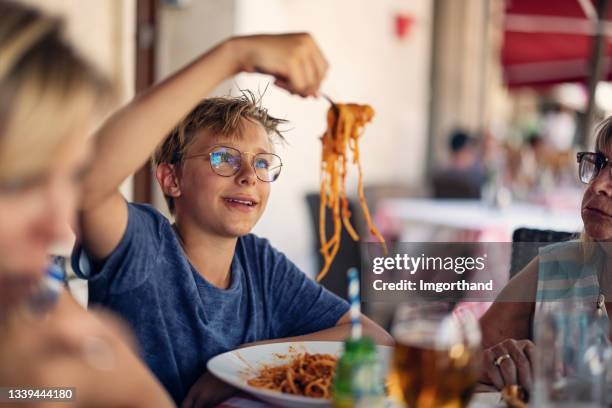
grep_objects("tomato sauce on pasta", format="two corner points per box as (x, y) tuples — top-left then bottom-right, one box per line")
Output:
(247, 353), (337, 398)
(317, 103), (387, 281)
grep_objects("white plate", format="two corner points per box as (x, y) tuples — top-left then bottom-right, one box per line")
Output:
(207, 341), (393, 408)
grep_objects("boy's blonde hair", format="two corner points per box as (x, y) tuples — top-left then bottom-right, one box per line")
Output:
(154, 92), (287, 213)
(0, 1), (110, 182)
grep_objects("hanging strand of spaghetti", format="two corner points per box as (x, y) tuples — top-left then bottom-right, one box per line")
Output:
(317, 103), (387, 282)
(354, 141), (388, 253)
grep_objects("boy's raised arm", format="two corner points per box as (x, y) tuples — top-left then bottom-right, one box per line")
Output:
(78, 34), (328, 259)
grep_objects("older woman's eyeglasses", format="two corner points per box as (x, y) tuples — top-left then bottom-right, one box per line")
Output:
(577, 152), (612, 184)
(184, 145), (282, 182)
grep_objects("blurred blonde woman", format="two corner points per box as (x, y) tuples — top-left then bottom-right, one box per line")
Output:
(0, 1), (174, 406)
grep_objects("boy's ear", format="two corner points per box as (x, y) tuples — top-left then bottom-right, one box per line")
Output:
(155, 163), (181, 198)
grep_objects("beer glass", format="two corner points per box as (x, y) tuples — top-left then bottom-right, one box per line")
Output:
(391, 303), (481, 408)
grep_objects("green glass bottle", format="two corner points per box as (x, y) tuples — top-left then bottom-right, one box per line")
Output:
(333, 336), (386, 408)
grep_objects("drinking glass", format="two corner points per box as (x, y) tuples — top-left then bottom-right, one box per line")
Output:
(390, 303), (482, 408)
(533, 302), (609, 408)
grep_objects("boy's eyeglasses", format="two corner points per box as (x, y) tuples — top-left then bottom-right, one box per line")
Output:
(577, 151), (612, 184)
(184, 145), (283, 182)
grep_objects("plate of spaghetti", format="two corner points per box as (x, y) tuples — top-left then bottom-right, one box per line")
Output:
(207, 341), (392, 408)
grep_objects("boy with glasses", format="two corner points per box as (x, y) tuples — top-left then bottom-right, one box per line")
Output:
(72, 35), (393, 406)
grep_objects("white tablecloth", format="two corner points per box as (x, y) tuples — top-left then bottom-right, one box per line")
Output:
(377, 198), (583, 241)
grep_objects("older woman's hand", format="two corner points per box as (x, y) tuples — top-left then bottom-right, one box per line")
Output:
(480, 338), (535, 392)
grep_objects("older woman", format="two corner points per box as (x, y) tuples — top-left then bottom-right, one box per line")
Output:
(479, 116), (612, 392)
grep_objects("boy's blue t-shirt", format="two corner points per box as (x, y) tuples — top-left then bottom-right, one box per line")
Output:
(72, 203), (350, 404)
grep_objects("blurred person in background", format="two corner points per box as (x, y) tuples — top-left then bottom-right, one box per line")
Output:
(541, 102), (576, 152)
(478, 116), (612, 393)
(0, 1), (175, 406)
(431, 129), (486, 199)
(511, 131), (577, 196)
(512, 132), (551, 191)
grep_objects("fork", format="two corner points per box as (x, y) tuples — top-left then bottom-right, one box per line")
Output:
(320, 93), (340, 135)
(321, 93), (337, 109)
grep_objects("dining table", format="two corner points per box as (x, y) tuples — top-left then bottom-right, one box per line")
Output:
(215, 391), (505, 407)
(375, 197), (583, 242)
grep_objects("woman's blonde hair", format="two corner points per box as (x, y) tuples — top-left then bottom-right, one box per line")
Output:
(0, 0), (110, 182)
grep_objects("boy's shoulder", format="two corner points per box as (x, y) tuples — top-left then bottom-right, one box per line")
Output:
(128, 201), (166, 217)
(127, 202), (172, 229)
(123, 202), (176, 251)
(236, 233), (294, 271)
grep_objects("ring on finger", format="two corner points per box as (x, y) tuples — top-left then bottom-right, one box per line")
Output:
(494, 353), (512, 367)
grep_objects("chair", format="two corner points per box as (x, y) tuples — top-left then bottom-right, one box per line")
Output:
(431, 171), (483, 199)
(305, 193), (361, 301)
(509, 227), (578, 278)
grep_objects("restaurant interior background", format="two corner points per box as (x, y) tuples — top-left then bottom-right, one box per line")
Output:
(23, 0), (610, 312)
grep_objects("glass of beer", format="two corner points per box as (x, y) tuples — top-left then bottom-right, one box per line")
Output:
(390, 303), (482, 408)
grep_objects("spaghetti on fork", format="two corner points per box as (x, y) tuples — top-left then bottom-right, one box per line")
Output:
(317, 102), (387, 281)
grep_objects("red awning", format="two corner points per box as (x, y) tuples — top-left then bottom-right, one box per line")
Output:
(503, 0), (612, 88)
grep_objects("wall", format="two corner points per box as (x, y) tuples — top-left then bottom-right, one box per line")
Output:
(155, 0), (238, 217)
(19, 0), (135, 112)
(157, 0), (236, 86)
(157, 0), (433, 276)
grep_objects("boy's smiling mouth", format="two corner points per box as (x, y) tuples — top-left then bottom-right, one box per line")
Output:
(227, 198), (254, 206)
(222, 195), (259, 211)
